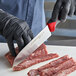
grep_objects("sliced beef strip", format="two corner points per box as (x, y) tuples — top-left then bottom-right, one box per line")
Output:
(28, 55), (69, 76)
(52, 64), (76, 76)
(38, 55), (69, 71)
(13, 53), (59, 71)
(39, 58), (76, 76)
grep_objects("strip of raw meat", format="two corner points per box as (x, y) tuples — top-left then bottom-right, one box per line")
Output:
(28, 55), (69, 76)
(13, 53), (58, 71)
(52, 64), (76, 76)
(5, 52), (15, 66)
(38, 55), (69, 71)
(5, 44), (48, 66)
(40, 58), (76, 76)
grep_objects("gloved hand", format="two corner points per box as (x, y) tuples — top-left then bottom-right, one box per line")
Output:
(0, 9), (33, 57)
(48, 0), (76, 23)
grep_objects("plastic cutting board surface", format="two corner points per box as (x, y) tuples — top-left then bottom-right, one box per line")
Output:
(0, 43), (76, 76)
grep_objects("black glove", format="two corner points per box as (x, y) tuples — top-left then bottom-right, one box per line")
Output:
(48, 0), (76, 23)
(0, 9), (33, 57)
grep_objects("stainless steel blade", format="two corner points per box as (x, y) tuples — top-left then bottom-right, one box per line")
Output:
(13, 26), (51, 67)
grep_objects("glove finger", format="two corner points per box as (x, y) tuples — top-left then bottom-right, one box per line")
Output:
(58, 1), (71, 22)
(22, 32), (31, 46)
(68, 0), (75, 16)
(15, 37), (24, 52)
(50, 0), (62, 22)
(7, 39), (16, 57)
(28, 29), (34, 39)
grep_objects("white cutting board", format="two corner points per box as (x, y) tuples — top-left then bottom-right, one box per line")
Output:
(0, 43), (76, 76)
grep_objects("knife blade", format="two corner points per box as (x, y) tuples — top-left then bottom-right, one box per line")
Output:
(13, 21), (60, 67)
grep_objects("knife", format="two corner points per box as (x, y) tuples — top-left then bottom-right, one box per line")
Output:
(13, 20), (60, 67)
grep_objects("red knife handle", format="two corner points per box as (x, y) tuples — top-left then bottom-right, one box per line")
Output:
(47, 22), (56, 32)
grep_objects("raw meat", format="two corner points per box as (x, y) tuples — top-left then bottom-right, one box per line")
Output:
(5, 52), (15, 66)
(28, 56), (76, 76)
(52, 64), (76, 76)
(13, 53), (58, 71)
(5, 44), (47, 66)
(28, 55), (69, 76)
(27, 44), (48, 59)
(28, 69), (39, 76)
(39, 58), (75, 76)
(38, 55), (69, 71)
(5, 47), (19, 66)
(5, 44), (59, 71)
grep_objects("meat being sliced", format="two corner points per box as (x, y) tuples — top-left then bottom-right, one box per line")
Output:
(39, 58), (75, 76)
(52, 64), (76, 76)
(13, 53), (58, 71)
(5, 44), (59, 71)
(5, 44), (47, 66)
(28, 55), (69, 76)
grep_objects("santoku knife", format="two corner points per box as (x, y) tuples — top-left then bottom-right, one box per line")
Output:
(13, 20), (60, 67)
